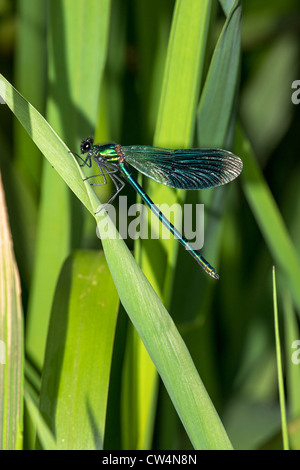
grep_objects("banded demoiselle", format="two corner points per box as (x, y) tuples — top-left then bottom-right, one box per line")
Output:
(77, 138), (243, 279)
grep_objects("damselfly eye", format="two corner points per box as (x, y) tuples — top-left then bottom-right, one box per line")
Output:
(80, 137), (94, 154)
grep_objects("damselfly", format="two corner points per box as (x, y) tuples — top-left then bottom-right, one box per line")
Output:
(75, 138), (243, 279)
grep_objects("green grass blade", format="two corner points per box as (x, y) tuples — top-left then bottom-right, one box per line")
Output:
(194, 0), (241, 282)
(197, 0), (242, 147)
(194, 0), (242, 273)
(90, 190), (233, 448)
(184, 0), (242, 406)
(24, 385), (57, 450)
(127, 0), (213, 449)
(93, 223), (233, 450)
(25, 0), (111, 370)
(47, 0), (111, 142)
(135, 340), (158, 450)
(39, 251), (119, 449)
(236, 123), (300, 313)
(13, 0), (46, 285)
(121, 326), (159, 450)
(0, 74), (93, 212)
(0, 75), (232, 450)
(155, 0), (212, 147)
(219, 0), (236, 16)
(14, 0), (46, 195)
(272, 266), (289, 450)
(240, 33), (297, 162)
(0, 130), (38, 290)
(153, 0), (212, 287)
(25, 165), (71, 370)
(283, 291), (300, 422)
(133, 0), (172, 141)
(143, 0), (213, 292)
(0, 174), (24, 450)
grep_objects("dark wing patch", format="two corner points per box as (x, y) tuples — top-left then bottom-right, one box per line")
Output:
(122, 146), (243, 190)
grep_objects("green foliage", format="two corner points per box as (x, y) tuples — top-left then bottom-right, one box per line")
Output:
(0, 0), (299, 450)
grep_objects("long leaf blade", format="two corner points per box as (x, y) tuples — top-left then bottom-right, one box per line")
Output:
(272, 267), (289, 450)
(1, 74), (232, 450)
(0, 174), (24, 450)
(197, 0), (242, 148)
(236, 123), (300, 313)
(39, 251), (119, 450)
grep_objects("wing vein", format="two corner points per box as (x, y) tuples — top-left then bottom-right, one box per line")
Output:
(122, 146), (243, 190)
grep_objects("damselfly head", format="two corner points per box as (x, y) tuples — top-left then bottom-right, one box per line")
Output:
(80, 137), (94, 154)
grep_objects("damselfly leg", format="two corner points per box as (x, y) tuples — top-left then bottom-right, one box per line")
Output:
(86, 161), (125, 214)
